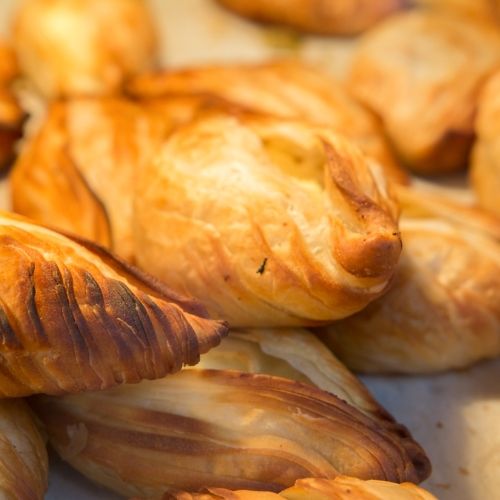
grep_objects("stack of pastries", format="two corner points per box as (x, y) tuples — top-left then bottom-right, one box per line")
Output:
(0, 0), (499, 498)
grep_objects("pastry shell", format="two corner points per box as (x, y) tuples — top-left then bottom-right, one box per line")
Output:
(133, 112), (402, 327)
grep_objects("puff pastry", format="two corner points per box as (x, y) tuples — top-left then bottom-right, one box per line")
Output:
(471, 70), (500, 217)
(167, 476), (436, 500)
(0, 39), (22, 169)
(33, 328), (429, 497)
(349, 10), (500, 174)
(322, 182), (500, 373)
(11, 98), (172, 262)
(128, 61), (407, 184)
(0, 399), (48, 500)
(0, 211), (227, 397)
(13, 0), (157, 98)
(133, 112), (402, 327)
(215, 0), (408, 35)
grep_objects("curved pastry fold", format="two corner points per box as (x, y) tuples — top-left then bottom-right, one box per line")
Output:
(33, 328), (429, 497)
(0, 40), (23, 169)
(11, 98), (171, 262)
(0, 211), (227, 397)
(471, 70), (500, 217)
(133, 113), (402, 327)
(13, 0), (157, 98)
(128, 61), (407, 184)
(215, 0), (409, 36)
(322, 182), (500, 373)
(0, 399), (48, 500)
(349, 11), (500, 174)
(167, 476), (436, 500)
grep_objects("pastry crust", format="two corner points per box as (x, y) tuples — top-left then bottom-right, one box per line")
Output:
(128, 61), (407, 184)
(133, 112), (402, 327)
(11, 98), (171, 262)
(349, 11), (500, 174)
(215, 0), (409, 35)
(0, 399), (48, 500)
(0, 211), (227, 397)
(0, 39), (23, 169)
(322, 183), (500, 373)
(13, 0), (157, 98)
(167, 476), (436, 499)
(33, 328), (429, 497)
(471, 70), (500, 217)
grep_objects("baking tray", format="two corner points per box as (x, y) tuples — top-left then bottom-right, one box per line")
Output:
(1, 1), (500, 499)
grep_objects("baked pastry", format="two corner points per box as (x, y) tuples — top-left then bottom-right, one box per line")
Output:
(0, 211), (227, 397)
(0, 399), (48, 500)
(128, 61), (407, 184)
(33, 328), (430, 497)
(13, 0), (157, 98)
(349, 10), (500, 174)
(0, 39), (23, 169)
(471, 70), (500, 217)
(416, 0), (500, 21)
(322, 182), (500, 373)
(133, 112), (402, 327)
(215, 0), (408, 36)
(11, 98), (172, 262)
(167, 476), (436, 499)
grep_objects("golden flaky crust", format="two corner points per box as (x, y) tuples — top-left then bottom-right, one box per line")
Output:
(13, 0), (157, 98)
(133, 113), (402, 327)
(0, 399), (48, 500)
(322, 183), (500, 373)
(215, 0), (409, 35)
(166, 476), (436, 500)
(349, 11), (500, 174)
(11, 98), (171, 262)
(33, 330), (429, 497)
(128, 61), (407, 184)
(416, 0), (500, 22)
(0, 211), (227, 397)
(0, 39), (23, 169)
(471, 70), (500, 217)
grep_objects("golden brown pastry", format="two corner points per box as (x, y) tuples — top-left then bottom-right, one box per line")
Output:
(166, 476), (436, 500)
(416, 0), (500, 22)
(0, 211), (227, 397)
(133, 112), (402, 327)
(215, 0), (408, 36)
(0, 399), (48, 500)
(471, 70), (500, 217)
(0, 39), (23, 169)
(13, 0), (157, 98)
(128, 61), (407, 184)
(11, 98), (171, 262)
(33, 328), (429, 497)
(321, 182), (500, 373)
(349, 10), (500, 174)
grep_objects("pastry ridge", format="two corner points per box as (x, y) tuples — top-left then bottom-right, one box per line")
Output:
(0, 211), (227, 397)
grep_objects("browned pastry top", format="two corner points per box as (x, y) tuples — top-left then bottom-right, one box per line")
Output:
(133, 112), (402, 327)
(349, 10), (500, 174)
(0, 399), (48, 499)
(215, 0), (409, 36)
(0, 211), (227, 397)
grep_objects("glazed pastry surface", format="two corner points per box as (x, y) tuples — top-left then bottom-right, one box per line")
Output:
(167, 476), (436, 499)
(471, 70), (500, 217)
(215, 0), (408, 35)
(322, 183), (500, 373)
(0, 39), (22, 169)
(13, 0), (157, 97)
(134, 112), (402, 327)
(349, 11), (500, 174)
(128, 61), (407, 184)
(33, 328), (429, 497)
(0, 211), (227, 397)
(0, 399), (48, 500)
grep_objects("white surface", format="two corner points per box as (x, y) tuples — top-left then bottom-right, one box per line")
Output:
(1, 1), (500, 499)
